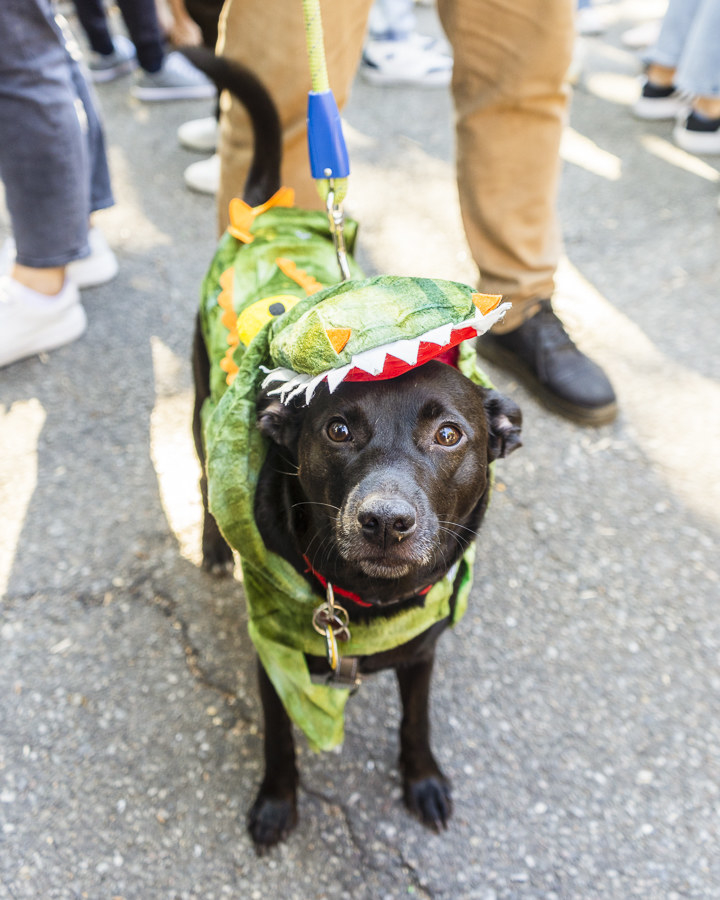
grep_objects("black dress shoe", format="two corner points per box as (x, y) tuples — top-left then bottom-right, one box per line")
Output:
(477, 300), (617, 426)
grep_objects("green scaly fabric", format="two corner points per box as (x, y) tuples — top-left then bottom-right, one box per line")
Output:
(200, 205), (493, 751)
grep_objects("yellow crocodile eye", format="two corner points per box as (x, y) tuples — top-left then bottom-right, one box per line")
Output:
(236, 294), (300, 346)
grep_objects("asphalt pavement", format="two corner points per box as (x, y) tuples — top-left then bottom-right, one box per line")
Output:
(1, 1), (719, 898)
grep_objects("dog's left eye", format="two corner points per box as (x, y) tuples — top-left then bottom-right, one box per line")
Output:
(435, 424), (462, 446)
(327, 419), (352, 442)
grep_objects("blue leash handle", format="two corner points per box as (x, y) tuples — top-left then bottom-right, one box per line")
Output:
(307, 90), (350, 181)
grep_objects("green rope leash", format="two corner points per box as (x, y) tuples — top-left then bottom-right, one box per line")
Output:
(301, 0), (349, 209)
(302, 0), (330, 93)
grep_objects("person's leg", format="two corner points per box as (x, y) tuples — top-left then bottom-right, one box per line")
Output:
(643, 0), (702, 74)
(215, 0), (373, 233)
(632, 0), (702, 118)
(0, 0), (94, 269)
(674, 0), (720, 102)
(115, 0), (165, 72)
(71, 0), (115, 56)
(115, 0), (215, 101)
(71, 0), (138, 84)
(672, 0), (720, 152)
(438, 0), (616, 424)
(438, 0), (571, 326)
(0, 0), (114, 365)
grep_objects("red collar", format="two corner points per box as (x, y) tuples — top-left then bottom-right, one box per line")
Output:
(302, 555), (432, 609)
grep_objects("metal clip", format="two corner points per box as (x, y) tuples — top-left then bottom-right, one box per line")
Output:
(325, 178), (351, 282)
(312, 583), (351, 672)
(309, 655), (362, 692)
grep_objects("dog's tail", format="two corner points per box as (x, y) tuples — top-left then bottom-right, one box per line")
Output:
(179, 47), (282, 207)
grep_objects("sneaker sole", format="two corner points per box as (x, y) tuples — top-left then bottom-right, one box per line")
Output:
(673, 125), (720, 155)
(90, 58), (138, 83)
(178, 135), (218, 153)
(2, 304), (87, 368)
(67, 252), (119, 289)
(632, 97), (688, 121)
(131, 84), (217, 102)
(477, 337), (618, 427)
(360, 67), (451, 88)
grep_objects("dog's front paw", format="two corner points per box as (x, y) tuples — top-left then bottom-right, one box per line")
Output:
(403, 775), (452, 832)
(200, 510), (235, 577)
(247, 792), (298, 852)
(201, 535), (235, 577)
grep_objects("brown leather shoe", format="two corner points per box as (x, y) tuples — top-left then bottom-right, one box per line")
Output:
(477, 301), (617, 426)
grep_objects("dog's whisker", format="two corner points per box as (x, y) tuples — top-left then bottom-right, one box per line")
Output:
(438, 519), (480, 539)
(437, 527), (470, 557)
(291, 501), (341, 513)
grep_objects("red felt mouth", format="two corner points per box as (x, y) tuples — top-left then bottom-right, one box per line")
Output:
(341, 325), (474, 382)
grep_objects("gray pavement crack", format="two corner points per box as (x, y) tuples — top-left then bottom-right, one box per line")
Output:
(146, 587), (255, 727)
(300, 782), (434, 899)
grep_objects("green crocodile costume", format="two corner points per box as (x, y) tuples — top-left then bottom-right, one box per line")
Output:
(199, 192), (510, 751)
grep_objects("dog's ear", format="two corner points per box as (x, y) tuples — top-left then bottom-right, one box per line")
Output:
(256, 393), (302, 450)
(483, 389), (523, 460)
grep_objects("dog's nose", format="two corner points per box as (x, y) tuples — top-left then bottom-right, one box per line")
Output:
(357, 496), (417, 545)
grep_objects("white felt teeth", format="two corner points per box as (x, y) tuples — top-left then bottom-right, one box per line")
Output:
(382, 338), (419, 366)
(421, 323), (453, 346)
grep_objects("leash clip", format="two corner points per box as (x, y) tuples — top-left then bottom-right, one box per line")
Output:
(311, 583), (362, 690)
(325, 179), (351, 282)
(312, 582), (351, 672)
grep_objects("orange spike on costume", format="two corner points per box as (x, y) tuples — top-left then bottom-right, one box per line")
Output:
(326, 327), (352, 354)
(275, 257), (324, 295)
(217, 266), (241, 384)
(472, 292), (503, 315)
(227, 187), (295, 244)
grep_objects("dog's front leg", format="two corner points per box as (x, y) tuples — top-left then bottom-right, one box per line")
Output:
(247, 658), (299, 851)
(396, 655), (452, 831)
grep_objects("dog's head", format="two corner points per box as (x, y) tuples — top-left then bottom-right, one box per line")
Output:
(256, 360), (521, 601)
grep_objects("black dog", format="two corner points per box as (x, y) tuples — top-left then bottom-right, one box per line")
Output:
(185, 48), (522, 850)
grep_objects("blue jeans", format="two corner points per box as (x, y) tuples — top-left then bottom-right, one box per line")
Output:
(645, 0), (720, 97)
(0, 0), (114, 268)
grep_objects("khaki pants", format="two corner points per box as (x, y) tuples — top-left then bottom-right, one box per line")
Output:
(217, 0), (574, 331)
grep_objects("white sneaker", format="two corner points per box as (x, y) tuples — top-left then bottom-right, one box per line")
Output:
(360, 34), (452, 88)
(87, 34), (138, 83)
(67, 227), (119, 288)
(673, 111), (720, 155)
(1, 228), (118, 289)
(621, 20), (661, 49)
(131, 51), (216, 102)
(184, 153), (220, 195)
(0, 276), (86, 367)
(632, 79), (690, 121)
(178, 116), (219, 153)
(576, 7), (605, 36)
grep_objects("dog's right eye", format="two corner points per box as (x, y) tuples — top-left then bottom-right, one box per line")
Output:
(435, 423), (462, 446)
(327, 419), (352, 442)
